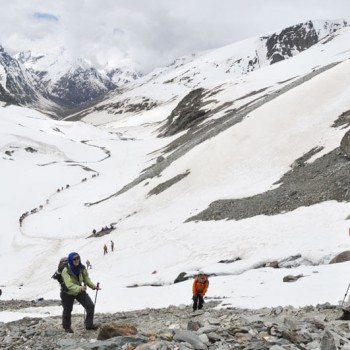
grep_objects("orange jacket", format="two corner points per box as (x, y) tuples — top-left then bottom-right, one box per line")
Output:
(192, 275), (209, 296)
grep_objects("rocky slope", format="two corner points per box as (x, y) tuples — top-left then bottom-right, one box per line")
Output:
(0, 299), (348, 350)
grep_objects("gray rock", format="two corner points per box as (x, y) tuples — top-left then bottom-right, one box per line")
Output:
(320, 330), (337, 350)
(197, 325), (219, 334)
(329, 250), (350, 263)
(174, 330), (208, 350)
(207, 317), (221, 325)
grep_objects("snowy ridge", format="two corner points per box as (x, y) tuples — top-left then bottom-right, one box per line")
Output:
(74, 19), (348, 125)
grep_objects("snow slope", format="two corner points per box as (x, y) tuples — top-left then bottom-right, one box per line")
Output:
(0, 22), (350, 323)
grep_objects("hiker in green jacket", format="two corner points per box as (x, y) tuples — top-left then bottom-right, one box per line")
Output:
(60, 252), (100, 333)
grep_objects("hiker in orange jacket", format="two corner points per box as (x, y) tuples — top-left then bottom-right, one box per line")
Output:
(192, 271), (209, 311)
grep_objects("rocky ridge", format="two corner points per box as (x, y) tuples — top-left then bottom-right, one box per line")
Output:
(1, 299), (349, 349)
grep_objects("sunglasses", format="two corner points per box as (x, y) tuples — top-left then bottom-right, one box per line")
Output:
(72, 257), (80, 261)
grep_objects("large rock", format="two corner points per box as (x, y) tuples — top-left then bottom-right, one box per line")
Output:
(174, 272), (190, 283)
(97, 322), (137, 340)
(329, 251), (350, 264)
(174, 330), (208, 350)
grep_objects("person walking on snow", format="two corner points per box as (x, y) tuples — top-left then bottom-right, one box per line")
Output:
(192, 271), (209, 311)
(111, 240), (114, 252)
(86, 259), (92, 269)
(103, 244), (108, 255)
(60, 252), (101, 333)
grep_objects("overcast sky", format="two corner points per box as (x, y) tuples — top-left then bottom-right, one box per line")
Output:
(0, 0), (349, 73)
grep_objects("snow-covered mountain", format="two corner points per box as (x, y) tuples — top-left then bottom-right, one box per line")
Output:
(0, 45), (57, 112)
(0, 46), (140, 115)
(1, 19), (350, 324)
(16, 47), (141, 111)
(70, 19), (347, 123)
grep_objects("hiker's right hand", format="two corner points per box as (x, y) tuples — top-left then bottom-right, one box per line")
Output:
(81, 285), (87, 292)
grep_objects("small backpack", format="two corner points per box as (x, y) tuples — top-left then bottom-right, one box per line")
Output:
(51, 257), (69, 289)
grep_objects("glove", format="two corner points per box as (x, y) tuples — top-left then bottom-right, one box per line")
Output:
(192, 295), (196, 301)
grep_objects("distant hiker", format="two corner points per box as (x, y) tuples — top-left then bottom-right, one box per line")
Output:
(60, 252), (100, 333)
(192, 271), (209, 311)
(103, 244), (108, 255)
(92, 229), (96, 235)
(111, 240), (114, 252)
(86, 259), (92, 269)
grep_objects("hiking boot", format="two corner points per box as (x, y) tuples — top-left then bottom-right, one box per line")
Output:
(64, 327), (74, 333)
(86, 324), (99, 330)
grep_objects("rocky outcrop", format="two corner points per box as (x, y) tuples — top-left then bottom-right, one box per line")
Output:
(340, 129), (350, 158)
(0, 46), (44, 106)
(159, 88), (209, 137)
(266, 20), (347, 64)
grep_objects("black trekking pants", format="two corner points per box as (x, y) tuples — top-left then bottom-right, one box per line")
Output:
(193, 294), (204, 311)
(61, 291), (95, 329)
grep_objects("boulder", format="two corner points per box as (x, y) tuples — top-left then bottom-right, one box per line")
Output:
(174, 272), (189, 283)
(97, 322), (137, 340)
(329, 251), (350, 264)
(282, 274), (304, 282)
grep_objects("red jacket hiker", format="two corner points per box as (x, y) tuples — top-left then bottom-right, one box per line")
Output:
(192, 272), (209, 311)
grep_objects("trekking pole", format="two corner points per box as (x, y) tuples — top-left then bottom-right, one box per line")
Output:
(94, 282), (100, 305)
(341, 282), (350, 308)
(83, 283), (87, 321)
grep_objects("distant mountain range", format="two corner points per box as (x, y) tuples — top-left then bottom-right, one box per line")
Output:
(0, 19), (347, 118)
(0, 46), (140, 116)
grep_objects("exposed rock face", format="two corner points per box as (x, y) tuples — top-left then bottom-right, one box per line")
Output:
(0, 82), (19, 105)
(266, 22), (318, 64)
(266, 20), (347, 64)
(0, 46), (44, 106)
(160, 88), (208, 137)
(340, 129), (350, 158)
(0, 300), (347, 350)
(48, 67), (116, 109)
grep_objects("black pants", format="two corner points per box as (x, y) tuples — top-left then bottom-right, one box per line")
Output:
(193, 294), (204, 311)
(61, 291), (95, 329)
